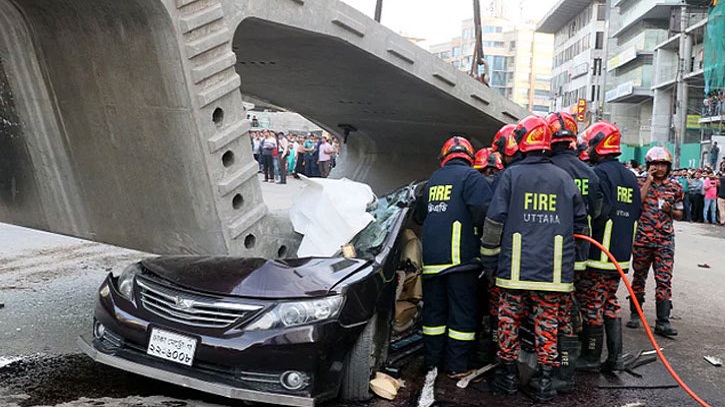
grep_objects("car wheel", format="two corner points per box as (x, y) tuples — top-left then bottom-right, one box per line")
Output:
(340, 312), (388, 401)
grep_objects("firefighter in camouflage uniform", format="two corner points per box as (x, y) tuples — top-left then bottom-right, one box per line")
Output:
(546, 111), (603, 391)
(481, 115), (589, 402)
(576, 121), (641, 372)
(628, 146), (683, 337)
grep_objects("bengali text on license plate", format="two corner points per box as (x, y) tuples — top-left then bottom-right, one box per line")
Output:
(147, 328), (197, 366)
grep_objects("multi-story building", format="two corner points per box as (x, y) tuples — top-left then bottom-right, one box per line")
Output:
(651, 5), (710, 165)
(430, 16), (554, 115)
(603, 0), (680, 145)
(537, 1), (608, 132)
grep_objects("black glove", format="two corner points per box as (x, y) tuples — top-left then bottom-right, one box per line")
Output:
(481, 252), (499, 284)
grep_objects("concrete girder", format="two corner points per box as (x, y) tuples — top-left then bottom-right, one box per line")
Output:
(0, 0), (528, 257)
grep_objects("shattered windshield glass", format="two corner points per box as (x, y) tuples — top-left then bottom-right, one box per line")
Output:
(348, 185), (415, 259)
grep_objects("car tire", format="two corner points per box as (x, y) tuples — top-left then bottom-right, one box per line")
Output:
(340, 312), (386, 401)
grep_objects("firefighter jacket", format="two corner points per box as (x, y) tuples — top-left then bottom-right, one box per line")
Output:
(550, 149), (604, 270)
(587, 158), (642, 273)
(419, 159), (493, 276)
(483, 155), (589, 293)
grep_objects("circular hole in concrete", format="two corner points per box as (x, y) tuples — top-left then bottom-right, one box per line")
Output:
(212, 107), (224, 126)
(222, 150), (235, 167)
(244, 234), (256, 249)
(232, 193), (244, 209)
(277, 245), (288, 258)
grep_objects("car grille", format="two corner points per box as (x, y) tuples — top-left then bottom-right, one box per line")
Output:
(136, 277), (262, 328)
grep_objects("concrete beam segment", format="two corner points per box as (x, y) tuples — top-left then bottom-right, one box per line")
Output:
(0, 0), (527, 256)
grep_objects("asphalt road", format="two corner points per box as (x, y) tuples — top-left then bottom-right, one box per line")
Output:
(1, 177), (724, 407)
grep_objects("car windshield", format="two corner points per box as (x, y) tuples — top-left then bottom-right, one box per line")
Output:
(347, 184), (415, 259)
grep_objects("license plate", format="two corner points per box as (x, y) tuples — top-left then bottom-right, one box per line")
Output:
(147, 328), (197, 366)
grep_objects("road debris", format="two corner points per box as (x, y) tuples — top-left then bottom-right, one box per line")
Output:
(370, 371), (401, 400)
(456, 362), (498, 389)
(417, 367), (437, 407)
(697, 263), (711, 268)
(704, 356), (722, 367)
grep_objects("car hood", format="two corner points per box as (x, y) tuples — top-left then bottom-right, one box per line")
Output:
(140, 256), (371, 299)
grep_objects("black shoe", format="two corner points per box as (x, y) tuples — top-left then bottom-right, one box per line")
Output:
(655, 300), (678, 336)
(492, 360), (519, 395)
(529, 365), (556, 403)
(602, 318), (625, 372)
(553, 335), (580, 393)
(576, 324), (603, 372)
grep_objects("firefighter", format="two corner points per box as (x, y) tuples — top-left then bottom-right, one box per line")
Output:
(576, 121), (642, 372)
(491, 124), (522, 168)
(416, 136), (494, 379)
(473, 148), (504, 182)
(628, 146), (683, 337)
(481, 115), (589, 402)
(545, 112), (603, 391)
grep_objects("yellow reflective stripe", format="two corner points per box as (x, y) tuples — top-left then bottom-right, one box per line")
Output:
(553, 235), (563, 284)
(587, 260), (630, 270)
(448, 329), (476, 341)
(422, 264), (452, 275)
(633, 220), (638, 240)
(600, 219), (613, 263)
(480, 246), (501, 256)
(423, 325), (446, 336)
(574, 261), (587, 271)
(511, 233), (522, 282)
(496, 277), (574, 292)
(587, 215), (592, 234)
(451, 221), (461, 266)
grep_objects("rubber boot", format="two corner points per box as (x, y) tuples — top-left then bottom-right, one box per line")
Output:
(553, 335), (580, 393)
(626, 295), (644, 329)
(528, 364), (556, 403)
(654, 300), (678, 336)
(602, 318), (625, 372)
(492, 360), (519, 395)
(576, 324), (603, 372)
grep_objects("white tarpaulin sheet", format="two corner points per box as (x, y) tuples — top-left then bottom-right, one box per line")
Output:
(289, 176), (375, 257)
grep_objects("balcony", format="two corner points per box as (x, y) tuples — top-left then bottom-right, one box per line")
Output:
(611, 1), (679, 38)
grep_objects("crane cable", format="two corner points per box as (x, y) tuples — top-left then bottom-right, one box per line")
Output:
(573, 234), (712, 407)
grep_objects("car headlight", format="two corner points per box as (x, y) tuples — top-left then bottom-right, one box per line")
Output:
(117, 263), (141, 301)
(246, 296), (344, 331)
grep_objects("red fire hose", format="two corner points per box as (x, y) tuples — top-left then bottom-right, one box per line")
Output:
(573, 234), (712, 407)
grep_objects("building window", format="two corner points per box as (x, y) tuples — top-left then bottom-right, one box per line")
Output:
(482, 26), (503, 33)
(453, 47), (461, 57)
(593, 58), (602, 76)
(597, 4), (606, 21)
(509, 41), (516, 50)
(534, 89), (551, 98)
(533, 104), (549, 112)
(463, 29), (469, 40)
(595, 32), (604, 50)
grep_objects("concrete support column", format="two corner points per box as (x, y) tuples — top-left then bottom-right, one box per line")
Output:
(652, 88), (673, 144)
(674, 5), (689, 166)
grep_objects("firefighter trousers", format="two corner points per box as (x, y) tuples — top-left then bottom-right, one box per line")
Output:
(631, 244), (674, 302)
(422, 270), (478, 373)
(575, 270), (621, 327)
(498, 289), (564, 366)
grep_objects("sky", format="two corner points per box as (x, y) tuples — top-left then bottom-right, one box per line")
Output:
(341, 0), (558, 48)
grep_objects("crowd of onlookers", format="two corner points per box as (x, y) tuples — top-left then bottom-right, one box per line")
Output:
(250, 128), (341, 184)
(626, 158), (725, 225)
(703, 90), (724, 117)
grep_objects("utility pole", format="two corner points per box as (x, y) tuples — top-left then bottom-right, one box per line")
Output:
(374, 0), (383, 22)
(674, 2), (689, 167)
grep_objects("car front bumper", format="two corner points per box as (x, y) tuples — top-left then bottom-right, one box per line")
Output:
(78, 335), (317, 407)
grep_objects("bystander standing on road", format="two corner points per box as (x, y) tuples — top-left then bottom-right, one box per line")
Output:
(676, 170), (691, 221)
(689, 172), (704, 222)
(277, 132), (289, 184)
(703, 172), (718, 224)
(317, 135), (335, 178)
